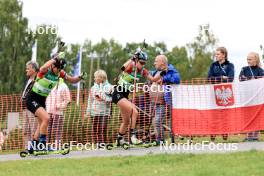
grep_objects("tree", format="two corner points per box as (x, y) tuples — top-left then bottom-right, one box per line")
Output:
(0, 3), (220, 94)
(167, 46), (190, 81)
(0, 0), (60, 93)
(187, 24), (218, 79)
(0, 0), (33, 93)
(93, 39), (127, 85)
(33, 24), (60, 66)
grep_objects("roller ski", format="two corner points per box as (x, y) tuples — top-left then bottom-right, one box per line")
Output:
(127, 134), (152, 149)
(105, 142), (130, 150)
(141, 132), (159, 147)
(105, 141), (151, 150)
(105, 134), (130, 150)
(20, 143), (70, 158)
(20, 148), (70, 157)
(143, 140), (159, 147)
(106, 135), (151, 150)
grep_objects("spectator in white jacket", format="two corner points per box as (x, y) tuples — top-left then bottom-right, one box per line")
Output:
(86, 70), (112, 145)
(46, 78), (71, 145)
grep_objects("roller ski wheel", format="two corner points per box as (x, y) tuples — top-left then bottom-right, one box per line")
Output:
(151, 140), (159, 146)
(121, 143), (129, 150)
(105, 143), (129, 150)
(61, 148), (70, 155)
(106, 144), (114, 150)
(19, 150), (43, 157)
(20, 151), (29, 158)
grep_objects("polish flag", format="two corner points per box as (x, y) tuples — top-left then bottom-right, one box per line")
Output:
(171, 78), (264, 135)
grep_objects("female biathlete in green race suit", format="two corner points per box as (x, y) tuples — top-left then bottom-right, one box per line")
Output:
(112, 51), (166, 146)
(25, 52), (87, 153)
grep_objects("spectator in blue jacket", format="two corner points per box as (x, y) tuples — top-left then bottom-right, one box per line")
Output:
(149, 55), (180, 144)
(208, 47), (235, 83)
(239, 52), (264, 141)
(239, 52), (264, 81)
(207, 47), (234, 141)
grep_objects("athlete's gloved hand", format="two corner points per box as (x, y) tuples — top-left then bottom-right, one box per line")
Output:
(52, 52), (65, 63)
(131, 55), (137, 61)
(57, 52), (65, 59)
(131, 52), (140, 61)
(160, 70), (167, 77)
(79, 72), (88, 80)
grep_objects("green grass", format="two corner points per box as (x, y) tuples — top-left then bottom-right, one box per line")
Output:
(1, 151), (264, 176)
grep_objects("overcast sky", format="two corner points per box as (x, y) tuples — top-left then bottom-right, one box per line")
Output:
(21, 0), (264, 77)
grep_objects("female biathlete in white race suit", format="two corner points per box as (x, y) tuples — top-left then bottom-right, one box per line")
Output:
(112, 50), (166, 146)
(25, 52), (87, 153)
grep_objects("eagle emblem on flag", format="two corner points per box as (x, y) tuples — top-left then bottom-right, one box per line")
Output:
(214, 84), (234, 106)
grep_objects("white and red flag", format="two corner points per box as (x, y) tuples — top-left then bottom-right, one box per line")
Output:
(171, 78), (264, 135)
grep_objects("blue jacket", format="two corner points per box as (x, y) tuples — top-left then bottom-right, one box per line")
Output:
(151, 64), (181, 84)
(239, 66), (264, 81)
(162, 64), (181, 84)
(207, 60), (235, 83)
(151, 64), (180, 105)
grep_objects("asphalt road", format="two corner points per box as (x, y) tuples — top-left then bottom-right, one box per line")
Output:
(1, 142), (264, 162)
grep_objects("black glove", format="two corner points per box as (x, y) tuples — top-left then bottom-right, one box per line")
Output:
(52, 52), (65, 60)
(79, 72), (88, 80)
(160, 70), (167, 77)
(131, 55), (138, 61)
(52, 54), (59, 63)
(121, 66), (125, 71)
